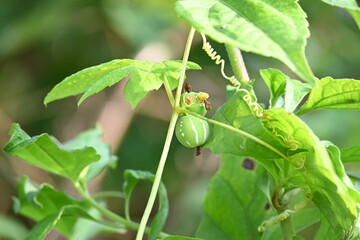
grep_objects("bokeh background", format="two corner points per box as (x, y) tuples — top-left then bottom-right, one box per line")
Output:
(0, 0), (359, 239)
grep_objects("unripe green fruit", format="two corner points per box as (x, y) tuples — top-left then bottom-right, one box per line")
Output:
(175, 115), (210, 148)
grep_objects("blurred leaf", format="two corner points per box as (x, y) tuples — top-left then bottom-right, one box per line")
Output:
(175, 0), (314, 83)
(260, 68), (311, 112)
(0, 215), (28, 240)
(4, 123), (99, 182)
(162, 236), (202, 240)
(62, 126), (117, 182)
(319, 0), (360, 28)
(23, 206), (120, 240)
(14, 176), (123, 239)
(44, 59), (201, 108)
(0, 1), (71, 59)
(196, 156), (275, 240)
(313, 217), (344, 240)
(123, 170), (168, 240)
(341, 145), (360, 162)
(297, 77), (360, 115)
(14, 176), (85, 237)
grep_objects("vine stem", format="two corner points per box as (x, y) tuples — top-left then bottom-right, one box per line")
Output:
(225, 45), (250, 85)
(277, 209), (295, 240)
(135, 27), (196, 240)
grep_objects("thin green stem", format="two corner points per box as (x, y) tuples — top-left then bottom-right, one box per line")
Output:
(135, 27), (196, 240)
(74, 182), (168, 238)
(277, 209), (295, 240)
(163, 76), (175, 107)
(180, 108), (289, 160)
(225, 45), (250, 85)
(93, 191), (125, 200)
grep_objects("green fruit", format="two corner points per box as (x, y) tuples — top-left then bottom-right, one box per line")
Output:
(175, 115), (210, 148)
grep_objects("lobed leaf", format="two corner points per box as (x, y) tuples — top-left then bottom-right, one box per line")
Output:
(4, 124), (99, 182)
(123, 170), (169, 240)
(297, 77), (360, 115)
(44, 59), (200, 108)
(175, 0), (314, 83)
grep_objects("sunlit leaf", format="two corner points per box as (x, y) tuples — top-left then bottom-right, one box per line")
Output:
(4, 124), (99, 182)
(297, 77), (360, 115)
(44, 59), (200, 108)
(175, 0), (314, 83)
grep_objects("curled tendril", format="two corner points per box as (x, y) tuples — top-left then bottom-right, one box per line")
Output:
(238, 88), (263, 117)
(262, 116), (301, 153)
(201, 33), (240, 87)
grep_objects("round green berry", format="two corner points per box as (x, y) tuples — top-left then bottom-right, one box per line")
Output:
(175, 115), (210, 148)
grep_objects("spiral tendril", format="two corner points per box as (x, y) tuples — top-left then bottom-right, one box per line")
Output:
(201, 34), (240, 87)
(238, 88), (263, 117)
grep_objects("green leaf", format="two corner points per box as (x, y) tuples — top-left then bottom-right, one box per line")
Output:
(260, 69), (287, 108)
(262, 108), (360, 231)
(62, 126), (117, 182)
(320, 0), (360, 28)
(0, 215), (28, 240)
(14, 176), (86, 238)
(297, 77), (360, 115)
(196, 156), (275, 240)
(44, 59), (201, 108)
(4, 123), (99, 182)
(204, 91), (289, 179)
(341, 145), (360, 162)
(175, 0), (314, 83)
(322, 141), (354, 187)
(23, 206), (120, 240)
(260, 69), (311, 111)
(123, 170), (169, 240)
(14, 176), (123, 240)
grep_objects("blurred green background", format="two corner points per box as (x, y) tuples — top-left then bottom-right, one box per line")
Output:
(0, 0), (359, 239)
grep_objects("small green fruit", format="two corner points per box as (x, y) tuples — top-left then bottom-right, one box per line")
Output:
(175, 115), (210, 148)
